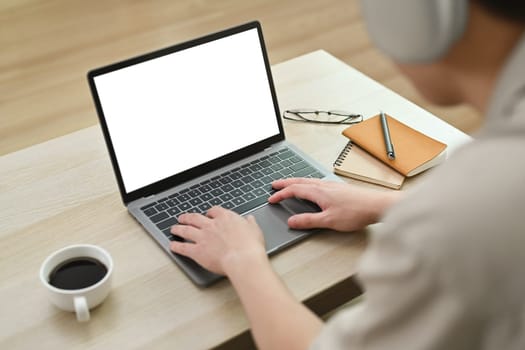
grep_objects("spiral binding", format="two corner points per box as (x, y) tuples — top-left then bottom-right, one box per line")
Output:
(333, 141), (354, 167)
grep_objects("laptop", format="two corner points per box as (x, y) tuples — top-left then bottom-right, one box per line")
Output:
(87, 21), (340, 286)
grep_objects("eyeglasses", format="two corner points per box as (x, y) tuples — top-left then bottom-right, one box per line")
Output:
(283, 109), (363, 125)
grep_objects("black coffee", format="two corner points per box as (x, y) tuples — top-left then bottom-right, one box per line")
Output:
(49, 257), (107, 290)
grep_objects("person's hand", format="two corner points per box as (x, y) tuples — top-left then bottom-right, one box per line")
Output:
(169, 206), (267, 276)
(269, 178), (401, 232)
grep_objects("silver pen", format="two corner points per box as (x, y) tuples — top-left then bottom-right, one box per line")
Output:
(380, 111), (396, 160)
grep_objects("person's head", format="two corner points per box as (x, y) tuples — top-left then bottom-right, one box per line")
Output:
(361, 0), (525, 112)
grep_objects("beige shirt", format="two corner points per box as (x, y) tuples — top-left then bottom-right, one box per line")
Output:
(312, 33), (525, 350)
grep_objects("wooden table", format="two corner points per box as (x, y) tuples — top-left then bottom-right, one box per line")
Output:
(0, 50), (470, 349)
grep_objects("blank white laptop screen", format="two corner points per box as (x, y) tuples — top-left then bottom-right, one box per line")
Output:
(93, 28), (280, 193)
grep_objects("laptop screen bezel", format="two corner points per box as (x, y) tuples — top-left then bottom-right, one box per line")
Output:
(87, 21), (285, 205)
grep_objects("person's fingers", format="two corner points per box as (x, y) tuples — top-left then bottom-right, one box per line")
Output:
(177, 212), (211, 228)
(271, 177), (323, 190)
(246, 214), (257, 225)
(169, 241), (198, 258)
(206, 205), (232, 219)
(245, 215), (263, 234)
(287, 212), (328, 230)
(170, 223), (202, 242)
(268, 183), (323, 205)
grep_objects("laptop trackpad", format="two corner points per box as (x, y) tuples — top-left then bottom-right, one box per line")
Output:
(278, 197), (321, 214)
(251, 200), (321, 252)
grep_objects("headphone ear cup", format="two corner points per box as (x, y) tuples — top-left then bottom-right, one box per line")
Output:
(360, 0), (468, 63)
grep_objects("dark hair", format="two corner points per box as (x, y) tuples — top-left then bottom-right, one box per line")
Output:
(478, 0), (525, 22)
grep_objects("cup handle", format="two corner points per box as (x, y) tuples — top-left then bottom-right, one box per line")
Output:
(74, 296), (90, 322)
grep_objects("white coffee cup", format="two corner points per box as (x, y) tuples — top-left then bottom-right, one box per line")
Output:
(39, 244), (114, 322)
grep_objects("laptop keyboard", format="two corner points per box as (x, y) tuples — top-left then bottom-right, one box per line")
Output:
(139, 147), (323, 241)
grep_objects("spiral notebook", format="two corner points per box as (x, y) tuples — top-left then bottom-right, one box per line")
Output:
(342, 114), (447, 177)
(333, 141), (405, 189)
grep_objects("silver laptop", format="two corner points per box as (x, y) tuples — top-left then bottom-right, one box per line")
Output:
(87, 21), (339, 286)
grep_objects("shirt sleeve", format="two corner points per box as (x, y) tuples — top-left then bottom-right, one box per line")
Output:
(310, 133), (525, 350)
(310, 179), (483, 350)
(310, 221), (478, 350)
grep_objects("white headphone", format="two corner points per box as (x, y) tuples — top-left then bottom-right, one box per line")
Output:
(360, 0), (469, 63)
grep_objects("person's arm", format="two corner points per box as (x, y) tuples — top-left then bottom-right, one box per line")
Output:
(170, 208), (322, 350)
(169, 179), (402, 349)
(269, 178), (402, 232)
(225, 245), (323, 350)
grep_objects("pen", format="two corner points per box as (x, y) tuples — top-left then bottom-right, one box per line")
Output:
(380, 111), (396, 160)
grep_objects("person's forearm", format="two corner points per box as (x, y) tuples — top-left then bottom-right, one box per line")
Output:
(373, 190), (404, 222)
(225, 254), (323, 350)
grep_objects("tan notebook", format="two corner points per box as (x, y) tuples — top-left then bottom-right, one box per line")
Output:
(333, 141), (405, 189)
(342, 114), (447, 176)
